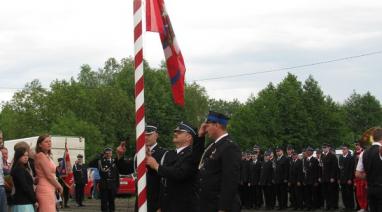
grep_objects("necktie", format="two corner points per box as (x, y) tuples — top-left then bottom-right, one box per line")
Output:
(198, 142), (215, 170)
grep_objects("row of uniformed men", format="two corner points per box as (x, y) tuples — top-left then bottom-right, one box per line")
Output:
(239, 144), (358, 211)
(89, 111), (242, 212)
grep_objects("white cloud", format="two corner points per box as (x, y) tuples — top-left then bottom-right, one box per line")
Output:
(0, 0), (382, 104)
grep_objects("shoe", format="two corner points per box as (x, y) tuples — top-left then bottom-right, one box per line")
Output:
(357, 209), (366, 212)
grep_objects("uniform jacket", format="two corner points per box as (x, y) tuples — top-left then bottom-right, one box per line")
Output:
(196, 134), (241, 212)
(147, 144), (166, 212)
(249, 160), (262, 185)
(89, 157), (120, 189)
(321, 152), (339, 182)
(240, 159), (250, 184)
(73, 163), (88, 185)
(274, 155), (289, 184)
(303, 156), (319, 185)
(339, 154), (355, 183)
(363, 144), (382, 185)
(289, 159), (304, 184)
(157, 146), (198, 212)
(259, 160), (274, 186)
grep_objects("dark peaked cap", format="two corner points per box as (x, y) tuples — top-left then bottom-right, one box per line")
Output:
(103, 147), (112, 153)
(174, 121), (197, 136)
(145, 125), (158, 134)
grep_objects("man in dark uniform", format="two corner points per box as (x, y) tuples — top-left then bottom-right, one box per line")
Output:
(259, 151), (275, 210)
(73, 154), (88, 207)
(274, 146), (289, 210)
(89, 147), (120, 212)
(289, 151), (304, 210)
(303, 147), (319, 211)
(253, 144), (263, 162)
(339, 144), (355, 211)
(286, 145), (294, 208)
(249, 153), (262, 209)
(321, 143), (339, 211)
(286, 145), (294, 164)
(146, 122), (201, 212)
(240, 152), (251, 209)
(115, 125), (166, 212)
(356, 128), (382, 212)
(142, 125), (166, 212)
(315, 148), (324, 209)
(196, 111), (241, 212)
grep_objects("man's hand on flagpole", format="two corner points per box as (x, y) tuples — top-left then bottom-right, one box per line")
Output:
(116, 141), (126, 160)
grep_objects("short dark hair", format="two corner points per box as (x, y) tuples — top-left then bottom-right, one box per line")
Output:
(373, 128), (382, 142)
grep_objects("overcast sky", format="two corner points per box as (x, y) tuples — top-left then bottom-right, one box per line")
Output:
(1, 0), (381, 105)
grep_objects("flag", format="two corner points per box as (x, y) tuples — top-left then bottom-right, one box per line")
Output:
(146, 0), (186, 106)
(60, 142), (74, 188)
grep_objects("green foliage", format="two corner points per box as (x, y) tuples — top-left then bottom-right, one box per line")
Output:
(0, 61), (381, 156)
(230, 73), (382, 152)
(50, 112), (103, 157)
(343, 92), (382, 140)
(0, 58), (209, 156)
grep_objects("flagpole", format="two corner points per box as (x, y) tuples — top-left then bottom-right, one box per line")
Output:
(133, 0), (147, 211)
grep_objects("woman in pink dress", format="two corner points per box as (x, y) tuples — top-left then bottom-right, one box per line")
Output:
(35, 134), (63, 212)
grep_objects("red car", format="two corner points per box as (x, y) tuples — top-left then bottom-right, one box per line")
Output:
(71, 169), (136, 198)
(117, 174), (136, 195)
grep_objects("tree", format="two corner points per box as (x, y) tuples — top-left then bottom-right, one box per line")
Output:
(0, 80), (49, 138)
(50, 112), (104, 157)
(276, 73), (310, 150)
(344, 91), (382, 141)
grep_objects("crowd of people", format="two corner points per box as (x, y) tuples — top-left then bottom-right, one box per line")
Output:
(1, 116), (382, 212)
(239, 143), (366, 212)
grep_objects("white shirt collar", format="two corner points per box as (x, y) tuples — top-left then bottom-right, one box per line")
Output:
(372, 142), (381, 146)
(149, 143), (158, 152)
(343, 153), (348, 158)
(176, 145), (189, 154)
(214, 133), (229, 144)
(307, 155), (313, 160)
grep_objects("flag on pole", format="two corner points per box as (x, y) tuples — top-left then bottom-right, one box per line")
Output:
(146, 0), (186, 106)
(59, 141), (74, 188)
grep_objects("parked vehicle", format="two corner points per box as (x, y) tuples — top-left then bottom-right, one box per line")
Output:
(70, 169), (136, 199)
(117, 174), (136, 195)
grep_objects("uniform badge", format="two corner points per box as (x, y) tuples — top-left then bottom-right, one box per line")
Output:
(209, 148), (217, 159)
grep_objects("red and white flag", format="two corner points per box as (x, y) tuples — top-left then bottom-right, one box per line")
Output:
(146, 0), (186, 106)
(60, 142), (74, 188)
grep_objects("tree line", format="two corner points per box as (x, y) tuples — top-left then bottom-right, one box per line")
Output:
(0, 58), (381, 157)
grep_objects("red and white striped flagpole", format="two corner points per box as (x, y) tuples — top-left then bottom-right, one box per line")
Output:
(134, 0), (147, 211)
